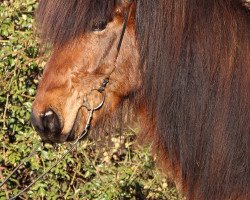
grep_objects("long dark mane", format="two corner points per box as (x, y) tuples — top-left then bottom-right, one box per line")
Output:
(136, 0), (249, 199)
(36, 0), (250, 199)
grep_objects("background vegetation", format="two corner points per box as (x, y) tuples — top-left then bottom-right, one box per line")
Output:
(0, 1), (182, 199)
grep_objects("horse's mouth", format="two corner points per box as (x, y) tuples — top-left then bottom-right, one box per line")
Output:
(66, 130), (76, 142)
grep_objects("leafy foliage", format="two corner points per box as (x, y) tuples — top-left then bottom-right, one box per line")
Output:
(0, 1), (182, 199)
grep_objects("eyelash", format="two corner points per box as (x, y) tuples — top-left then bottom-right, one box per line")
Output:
(92, 21), (108, 31)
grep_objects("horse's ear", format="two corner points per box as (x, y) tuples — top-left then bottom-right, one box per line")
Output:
(115, 0), (134, 15)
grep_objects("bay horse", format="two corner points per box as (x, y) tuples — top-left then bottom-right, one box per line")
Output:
(31, 0), (250, 199)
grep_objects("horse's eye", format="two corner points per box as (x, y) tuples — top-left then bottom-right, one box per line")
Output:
(92, 21), (108, 31)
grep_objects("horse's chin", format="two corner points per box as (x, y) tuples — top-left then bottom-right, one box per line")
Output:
(39, 133), (68, 144)
(40, 125), (83, 144)
(65, 107), (87, 142)
(40, 133), (75, 144)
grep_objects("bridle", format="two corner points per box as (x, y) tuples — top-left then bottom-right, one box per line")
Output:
(0, 3), (133, 199)
(98, 2), (132, 93)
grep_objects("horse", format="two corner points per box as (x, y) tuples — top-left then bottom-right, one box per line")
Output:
(31, 0), (250, 199)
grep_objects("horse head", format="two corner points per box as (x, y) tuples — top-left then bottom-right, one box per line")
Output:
(31, 1), (140, 143)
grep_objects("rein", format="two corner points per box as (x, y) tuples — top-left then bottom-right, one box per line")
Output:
(0, 4), (132, 200)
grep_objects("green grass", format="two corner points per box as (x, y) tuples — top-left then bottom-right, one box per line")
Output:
(0, 1), (182, 199)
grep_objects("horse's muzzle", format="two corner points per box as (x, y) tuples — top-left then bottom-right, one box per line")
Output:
(30, 109), (64, 143)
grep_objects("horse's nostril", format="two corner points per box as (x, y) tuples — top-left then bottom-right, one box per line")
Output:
(40, 109), (61, 134)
